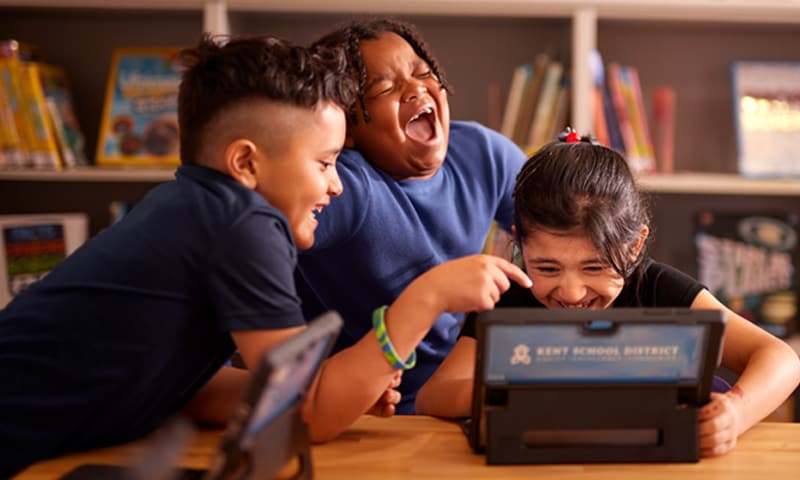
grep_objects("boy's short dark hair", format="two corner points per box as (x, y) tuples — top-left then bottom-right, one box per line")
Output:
(311, 17), (451, 125)
(178, 34), (357, 165)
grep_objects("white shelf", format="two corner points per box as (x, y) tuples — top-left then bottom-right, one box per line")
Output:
(5, 1), (800, 23)
(0, 167), (175, 182)
(636, 173), (800, 196)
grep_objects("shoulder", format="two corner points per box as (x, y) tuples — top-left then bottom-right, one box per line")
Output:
(448, 121), (521, 151)
(446, 121), (526, 173)
(621, 258), (704, 307)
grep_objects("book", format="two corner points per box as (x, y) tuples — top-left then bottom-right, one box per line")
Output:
(0, 58), (32, 168)
(96, 47), (183, 167)
(37, 62), (88, 167)
(511, 54), (549, 147)
(14, 61), (63, 169)
(695, 211), (798, 338)
(0, 213), (88, 308)
(731, 60), (800, 178)
(623, 66), (656, 174)
(0, 68), (24, 168)
(525, 60), (563, 153)
(607, 63), (655, 174)
(0, 59), (63, 169)
(545, 74), (571, 146)
(500, 64), (532, 141)
(589, 50), (610, 147)
(652, 86), (676, 173)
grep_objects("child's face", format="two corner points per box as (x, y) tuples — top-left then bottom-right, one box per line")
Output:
(255, 101), (346, 249)
(347, 32), (450, 180)
(520, 229), (625, 309)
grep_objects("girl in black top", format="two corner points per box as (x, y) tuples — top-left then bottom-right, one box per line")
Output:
(416, 132), (800, 458)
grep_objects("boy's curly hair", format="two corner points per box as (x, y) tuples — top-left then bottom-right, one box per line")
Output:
(311, 18), (452, 125)
(178, 34), (357, 165)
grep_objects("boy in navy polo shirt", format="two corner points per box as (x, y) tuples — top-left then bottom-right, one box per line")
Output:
(0, 34), (530, 477)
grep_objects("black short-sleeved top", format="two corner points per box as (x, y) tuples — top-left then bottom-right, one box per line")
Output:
(0, 165), (306, 477)
(460, 259), (705, 339)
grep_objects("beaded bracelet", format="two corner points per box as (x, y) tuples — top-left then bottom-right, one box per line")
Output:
(372, 305), (416, 370)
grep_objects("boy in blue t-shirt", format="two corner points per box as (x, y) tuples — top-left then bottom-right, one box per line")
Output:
(0, 34), (530, 477)
(297, 18), (528, 413)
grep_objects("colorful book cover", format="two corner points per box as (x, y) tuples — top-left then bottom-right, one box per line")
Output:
(0, 213), (88, 308)
(0, 58), (31, 168)
(37, 62), (88, 167)
(652, 86), (676, 173)
(96, 47), (183, 167)
(623, 66), (656, 174)
(14, 61), (62, 169)
(695, 211), (798, 338)
(0, 68), (24, 168)
(606, 63), (641, 171)
(731, 60), (800, 178)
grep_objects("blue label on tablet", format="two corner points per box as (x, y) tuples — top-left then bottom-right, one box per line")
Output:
(484, 323), (707, 385)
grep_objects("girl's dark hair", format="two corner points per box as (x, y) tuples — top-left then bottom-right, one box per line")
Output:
(178, 34), (357, 165)
(310, 17), (452, 124)
(513, 142), (652, 282)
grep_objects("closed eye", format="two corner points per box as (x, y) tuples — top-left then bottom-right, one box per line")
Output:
(531, 266), (560, 276)
(367, 81), (394, 98)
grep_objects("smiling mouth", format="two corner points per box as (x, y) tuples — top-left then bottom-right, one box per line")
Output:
(405, 107), (435, 142)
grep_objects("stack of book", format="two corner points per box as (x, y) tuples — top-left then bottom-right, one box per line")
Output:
(499, 53), (570, 156)
(0, 39), (88, 170)
(498, 51), (676, 175)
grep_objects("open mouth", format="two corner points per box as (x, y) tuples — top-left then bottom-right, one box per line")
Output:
(405, 107), (436, 142)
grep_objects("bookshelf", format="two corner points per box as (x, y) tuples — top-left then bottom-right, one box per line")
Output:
(1, 2), (799, 235)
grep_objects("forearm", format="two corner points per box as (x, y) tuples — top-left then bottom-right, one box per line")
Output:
(729, 343), (800, 434)
(304, 334), (401, 442)
(416, 377), (473, 418)
(305, 293), (443, 441)
(182, 365), (251, 425)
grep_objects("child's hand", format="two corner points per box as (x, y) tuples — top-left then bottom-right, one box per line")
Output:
(420, 254), (532, 314)
(697, 390), (743, 457)
(365, 370), (403, 417)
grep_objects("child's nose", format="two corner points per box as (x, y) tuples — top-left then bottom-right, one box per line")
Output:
(329, 172), (343, 197)
(401, 79), (426, 102)
(557, 274), (587, 304)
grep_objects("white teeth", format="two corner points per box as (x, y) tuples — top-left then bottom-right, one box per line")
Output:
(410, 107), (433, 122)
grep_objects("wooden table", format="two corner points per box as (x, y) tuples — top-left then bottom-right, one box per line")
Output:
(16, 416), (800, 479)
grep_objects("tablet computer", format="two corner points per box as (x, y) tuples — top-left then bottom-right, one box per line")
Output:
(61, 310), (342, 480)
(467, 307), (726, 454)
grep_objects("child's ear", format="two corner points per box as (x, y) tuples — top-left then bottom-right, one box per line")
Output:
(224, 139), (259, 189)
(631, 225), (650, 257)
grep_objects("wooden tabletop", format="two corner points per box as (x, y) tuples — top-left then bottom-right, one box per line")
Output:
(16, 416), (800, 479)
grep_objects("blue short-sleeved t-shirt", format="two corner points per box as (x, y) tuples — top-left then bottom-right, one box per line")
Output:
(297, 121), (526, 413)
(0, 165), (305, 476)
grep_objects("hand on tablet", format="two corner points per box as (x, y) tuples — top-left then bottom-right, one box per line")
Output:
(698, 390), (743, 457)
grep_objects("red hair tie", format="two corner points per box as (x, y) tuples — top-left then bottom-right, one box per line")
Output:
(557, 126), (602, 145)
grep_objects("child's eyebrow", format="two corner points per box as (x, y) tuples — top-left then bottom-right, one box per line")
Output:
(364, 74), (391, 91)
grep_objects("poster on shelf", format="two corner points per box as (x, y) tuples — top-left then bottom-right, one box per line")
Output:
(694, 211), (798, 338)
(0, 213), (88, 308)
(731, 61), (800, 178)
(96, 47), (184, 167)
